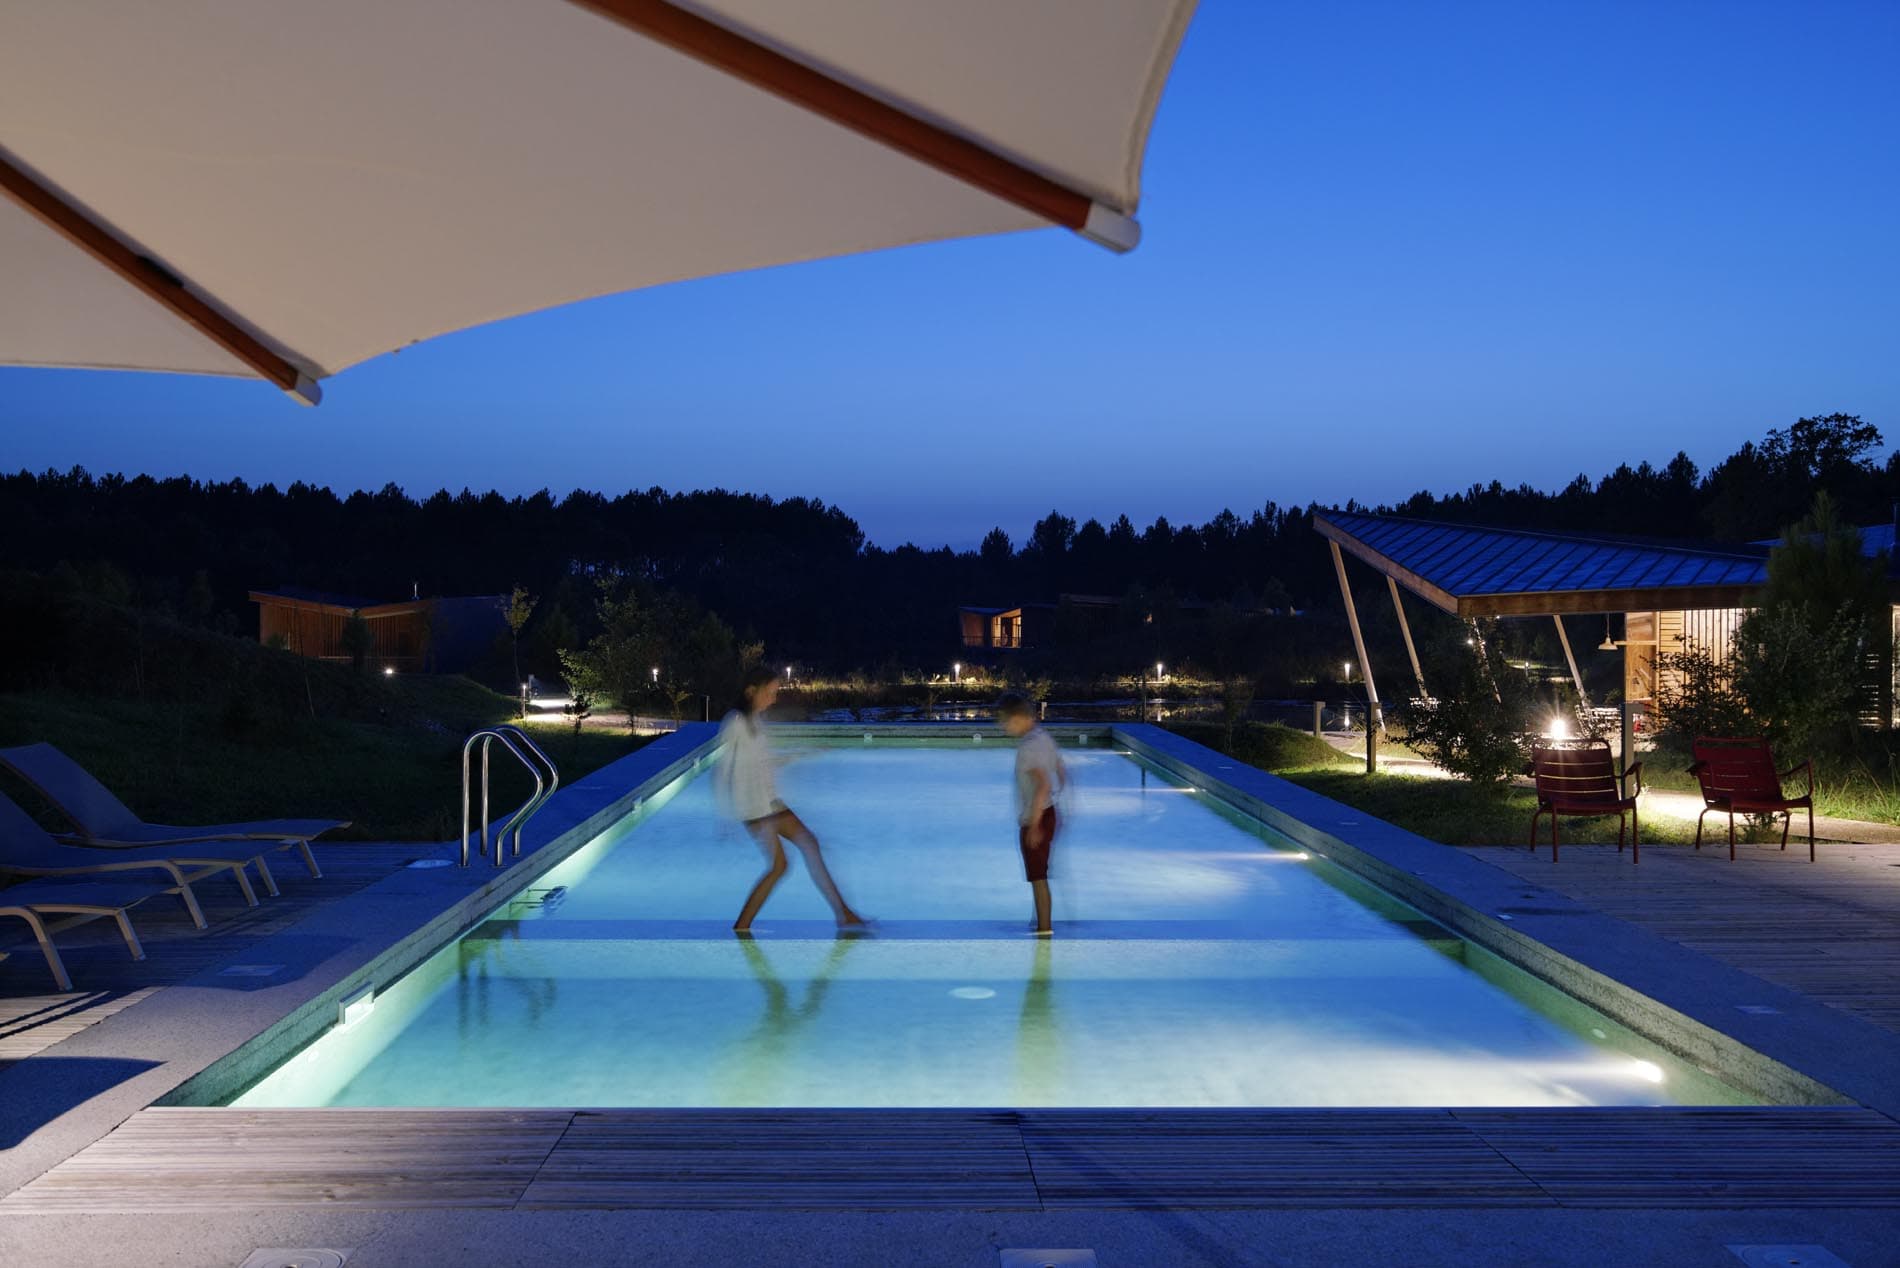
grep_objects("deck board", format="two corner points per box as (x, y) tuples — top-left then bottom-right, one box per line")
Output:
(1469, 841), (1900, 1033)
(520, 1109), (1040, 1209)
(10, 1105), (1900, 1212)
(0, 1108), (574, 1211)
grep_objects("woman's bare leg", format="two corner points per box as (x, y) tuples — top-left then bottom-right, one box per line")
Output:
(734, 824), (789, 932)
(778, 810), (865, 926)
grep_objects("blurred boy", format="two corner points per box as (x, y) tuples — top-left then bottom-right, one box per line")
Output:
(997, 692), (1064, 936)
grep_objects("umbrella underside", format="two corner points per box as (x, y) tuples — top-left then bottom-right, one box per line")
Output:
(0, 0), (1194, 402)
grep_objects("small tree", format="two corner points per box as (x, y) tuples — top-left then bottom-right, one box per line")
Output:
(1220, 675), (1257, 751)
(1653, 639), (1750, 755)
(1731, 493), (1889, 758)
(1395, 632), (1531, 791)
(504, 585), (536, 700)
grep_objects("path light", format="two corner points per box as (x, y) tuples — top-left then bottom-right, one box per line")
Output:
(651, 666), (659, 684)
(953, 662), (961, 683)
(1547, 717), (1571, 741)
(1342, 661), (1352, 681)
(383, 666), (395, 677)
(1155, 661), (1164, 680)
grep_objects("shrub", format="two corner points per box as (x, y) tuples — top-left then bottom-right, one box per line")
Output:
(1653, 639), (1750, 755)
(1393, 636), (1531, 791)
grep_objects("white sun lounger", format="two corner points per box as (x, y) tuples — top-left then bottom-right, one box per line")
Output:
(0, 876), (162, 990)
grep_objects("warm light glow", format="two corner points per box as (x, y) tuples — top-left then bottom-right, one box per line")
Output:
(1155, 661), (1164, 679)
(1342, 661), (1352, 678)
(651, 666), (659, 683)
(1547, 717), (1571, 741)
(382, 666), (395, 677)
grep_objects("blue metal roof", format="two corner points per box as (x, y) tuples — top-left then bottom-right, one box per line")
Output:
(1315, 512), (1770, 616)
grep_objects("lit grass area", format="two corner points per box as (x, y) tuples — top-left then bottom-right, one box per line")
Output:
(1168, 721), (1711, 847)
(0, 685), (653, 842)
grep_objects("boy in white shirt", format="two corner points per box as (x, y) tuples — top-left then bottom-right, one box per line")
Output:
(998, 692), (1064, 936)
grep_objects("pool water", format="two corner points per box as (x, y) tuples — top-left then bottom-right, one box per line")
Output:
(235, 741), (1750, 1108)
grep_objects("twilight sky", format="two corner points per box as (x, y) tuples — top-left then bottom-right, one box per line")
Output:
(3, 1), (1897, 550)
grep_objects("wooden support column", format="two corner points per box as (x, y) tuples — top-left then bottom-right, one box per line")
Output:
(1553, 615), (1588, 710)
(1619, 630), (1635, 765)
(1388, 576), (1427, 700)
(1330, 540), (1383, 734)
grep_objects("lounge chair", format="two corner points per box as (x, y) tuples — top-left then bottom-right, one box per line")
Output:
(1690, 736), (1816, 861)
(1529, 739), (1643, 864)
(0, 742), (345, 879)
(1, 876), (162, 990)
(0, 789), (285, 921)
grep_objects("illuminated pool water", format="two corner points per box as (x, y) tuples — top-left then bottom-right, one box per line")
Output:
(235, 741), (1750, 1108)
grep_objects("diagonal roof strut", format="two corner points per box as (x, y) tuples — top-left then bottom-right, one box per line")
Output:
(566, 0), (1141, 252)
(0, 150), (321, 405)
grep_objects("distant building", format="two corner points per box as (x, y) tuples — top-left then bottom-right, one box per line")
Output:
(249, 587), (507, 674)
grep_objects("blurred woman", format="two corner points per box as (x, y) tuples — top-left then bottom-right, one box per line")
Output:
(718, 666), (868, 933)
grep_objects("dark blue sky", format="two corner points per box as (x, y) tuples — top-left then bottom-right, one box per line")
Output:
(4, 1), (1896, 549)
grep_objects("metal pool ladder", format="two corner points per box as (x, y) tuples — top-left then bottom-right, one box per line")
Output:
(460, 725), (560, 867)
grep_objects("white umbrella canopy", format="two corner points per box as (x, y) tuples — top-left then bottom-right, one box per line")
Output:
(0, 1), (1195, 404)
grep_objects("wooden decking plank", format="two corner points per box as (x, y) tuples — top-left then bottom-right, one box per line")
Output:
(1018, 1110), (1551, 1207)
(521, 1109), (1038, 1209)
(0, 1107), (575, 1212)
(1452, 1107), (1900, 1207)
(1469, 842), (1900, 1034)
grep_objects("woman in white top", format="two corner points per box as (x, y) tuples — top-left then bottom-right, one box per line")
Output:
(718, 667), (867, 933)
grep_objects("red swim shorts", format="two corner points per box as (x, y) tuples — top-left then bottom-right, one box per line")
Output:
(1018, 807), (1058, 883)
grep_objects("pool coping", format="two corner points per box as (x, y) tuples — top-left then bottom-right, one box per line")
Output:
(1114, 724), (1900, 1119)
(6, 721), (1898, 1204)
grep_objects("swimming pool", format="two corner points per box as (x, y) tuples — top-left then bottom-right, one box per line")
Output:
(233, 740), (1750, 1108)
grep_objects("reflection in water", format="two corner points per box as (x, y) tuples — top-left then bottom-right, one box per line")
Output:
(718, 935), (859, 1105)
(1015, 938), (1060, 1104)
(455, 924), (559, 1041)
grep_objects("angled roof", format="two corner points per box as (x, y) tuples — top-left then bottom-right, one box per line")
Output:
(1314, 512), (1770, 617)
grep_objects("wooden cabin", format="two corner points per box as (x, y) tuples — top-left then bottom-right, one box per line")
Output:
(249, 587), (507, 674)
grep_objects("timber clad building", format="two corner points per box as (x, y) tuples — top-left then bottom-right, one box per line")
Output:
(249, 588), (507, 675)
(1313, 512), (1900, 740)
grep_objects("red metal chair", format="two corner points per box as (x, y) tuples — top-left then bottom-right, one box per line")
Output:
(1689, 737), (1816, 861)
(1529, 740), (1644, 863)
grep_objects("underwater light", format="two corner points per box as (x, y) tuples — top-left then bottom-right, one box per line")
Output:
(338, 983), (376, 1028)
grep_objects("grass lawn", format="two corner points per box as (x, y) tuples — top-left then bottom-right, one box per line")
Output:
(0, 684), (655, 842)
(1169, 720), (1722, 847)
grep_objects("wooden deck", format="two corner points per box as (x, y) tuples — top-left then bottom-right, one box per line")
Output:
(1469, 840), (1900, 1033)
(7, 1105), (1899, 1212)
(0, 842), (420, 1067)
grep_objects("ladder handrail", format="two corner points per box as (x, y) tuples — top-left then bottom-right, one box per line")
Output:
(493, 724), (559, 858)
(460, 726), (560, 867)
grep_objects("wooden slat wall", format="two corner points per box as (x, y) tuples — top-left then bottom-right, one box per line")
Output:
(8, 1105), (1899, 1212)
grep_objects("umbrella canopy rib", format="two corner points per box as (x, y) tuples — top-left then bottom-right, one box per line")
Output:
(567, 0), (1139, 251)
(0, 150), (318, 405)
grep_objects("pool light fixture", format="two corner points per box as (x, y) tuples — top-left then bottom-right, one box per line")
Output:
(338, 983), (375, 1028)
(1626, 1058), (1665, 1084)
